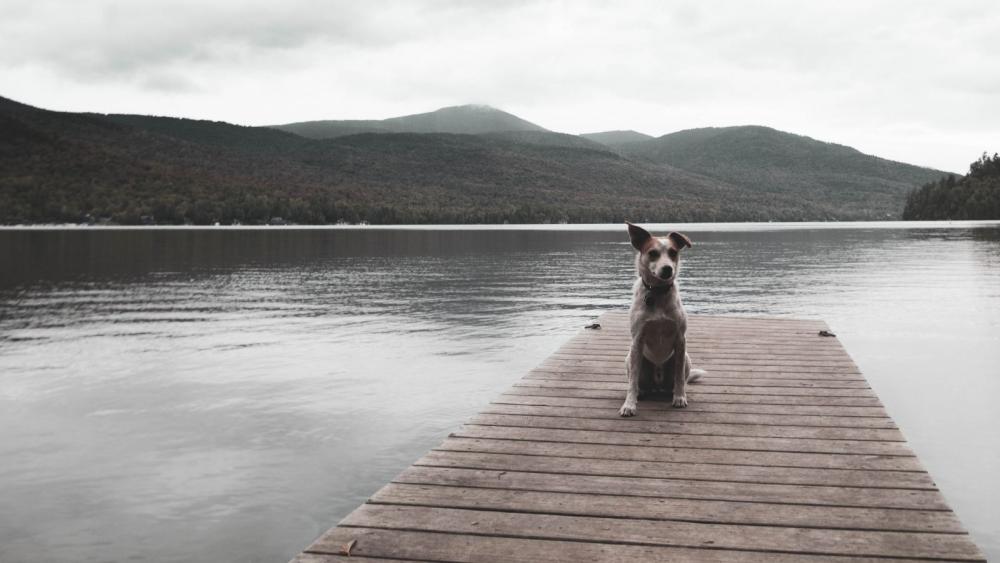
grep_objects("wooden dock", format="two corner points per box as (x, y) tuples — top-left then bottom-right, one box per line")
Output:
(292, 312), (985, 562)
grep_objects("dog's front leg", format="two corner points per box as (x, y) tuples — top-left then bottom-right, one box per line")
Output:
(619, 342), (642, 417)
(671, 336), (690, 408)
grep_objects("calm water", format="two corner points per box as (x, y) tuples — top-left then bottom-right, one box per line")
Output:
(1, 223), (998, 562)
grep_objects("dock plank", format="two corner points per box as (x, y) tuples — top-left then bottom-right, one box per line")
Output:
(370, 482), (966, 533)
(494, 393), (892, 417)
(394, 466), (948, 511)
(515, 379), (878, 395)
(300, 527), (935, 563)
(507, 385), (886, 405)
(452, 424), (916, 457)
(291, 313), (984, 562)
(338, 505), (982, 560)
(435, 437), (923, 471)
(415, 449), (933, 489)
(467, 412), (905, 441)
(480, 403), (899, 428)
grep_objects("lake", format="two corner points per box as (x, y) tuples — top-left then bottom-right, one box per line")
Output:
(1, 222), (998, 562)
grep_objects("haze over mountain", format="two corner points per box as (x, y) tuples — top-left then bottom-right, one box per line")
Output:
(0, 95), (949, 225)
(581, 130), (654, 147)
(272, 105), (547, 139)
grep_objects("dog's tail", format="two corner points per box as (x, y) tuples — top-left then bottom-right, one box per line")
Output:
(688, 368), (707, 383)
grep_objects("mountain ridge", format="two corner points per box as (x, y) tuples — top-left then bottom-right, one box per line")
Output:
(271, 104), (547, 139)
(581, 130), (654, 147)
(0, 95), (950, 224)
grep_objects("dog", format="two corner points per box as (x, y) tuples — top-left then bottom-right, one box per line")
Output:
(619, 222), (705, 417)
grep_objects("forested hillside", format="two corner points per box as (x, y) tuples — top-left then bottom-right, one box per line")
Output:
(618, 126), (946, 219)
(0, 96), (950, 225)
(902, 153), (1000, 219)
(581, 130), (654, 147)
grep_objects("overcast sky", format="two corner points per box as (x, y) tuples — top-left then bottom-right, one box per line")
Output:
(2, 0), (996, 172)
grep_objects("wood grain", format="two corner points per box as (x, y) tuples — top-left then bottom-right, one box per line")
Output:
(289, 313), (984, 563)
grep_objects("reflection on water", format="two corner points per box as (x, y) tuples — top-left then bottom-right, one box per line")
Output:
(1, 224), (999, 562)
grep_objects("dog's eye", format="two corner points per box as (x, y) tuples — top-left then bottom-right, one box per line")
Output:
(667, 248), (678, 259)
(647, 250), (660, 260)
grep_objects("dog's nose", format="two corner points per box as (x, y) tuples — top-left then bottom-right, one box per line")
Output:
(659, 265), (673, 278)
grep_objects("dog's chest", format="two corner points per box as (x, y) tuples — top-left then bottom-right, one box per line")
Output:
(638, 318), (678, 364)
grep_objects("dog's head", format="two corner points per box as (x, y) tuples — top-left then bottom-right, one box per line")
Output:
(626, 222), (692, 286)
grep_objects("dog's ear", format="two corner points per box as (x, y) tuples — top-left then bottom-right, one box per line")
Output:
(626, 222), (652, 251)
(668, 232), (692, 250)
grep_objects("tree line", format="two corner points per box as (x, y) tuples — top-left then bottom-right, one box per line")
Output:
(902, 153), (1000, 220)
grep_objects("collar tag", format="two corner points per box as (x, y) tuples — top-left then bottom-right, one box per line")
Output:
(642, 280), (673, 309)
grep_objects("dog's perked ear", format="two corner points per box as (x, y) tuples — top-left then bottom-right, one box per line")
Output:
(668, 231), (692, 250)
(626, 222), (653, 251)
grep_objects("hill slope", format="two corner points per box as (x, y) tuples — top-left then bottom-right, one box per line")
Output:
(581, 130), (654, 147)
(0, 96), (948, 224)
(272, 104), (546, 139)
(619, 126), (947, 218)
(903, 153), (1000, 219)
(0, 96), (746, 224)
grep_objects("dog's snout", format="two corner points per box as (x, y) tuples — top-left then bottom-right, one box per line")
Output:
(659, 265), (674, 279)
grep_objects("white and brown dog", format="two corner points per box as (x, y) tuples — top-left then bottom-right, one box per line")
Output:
(619, 222), (705, 417)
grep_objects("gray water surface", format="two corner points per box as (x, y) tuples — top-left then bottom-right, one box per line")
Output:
(1, 223), (998, 562)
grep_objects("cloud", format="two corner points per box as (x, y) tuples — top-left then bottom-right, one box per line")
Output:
(0, 0), (433, 80)
(0, 0), (996, 171)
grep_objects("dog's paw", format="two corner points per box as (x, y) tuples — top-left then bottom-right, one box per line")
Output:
(672, 395), (688, 408)
(618, 402), (637, 417)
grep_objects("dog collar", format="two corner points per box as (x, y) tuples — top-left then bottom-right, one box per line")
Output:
(642, 280), (674, 292)
(642, 280), (674, 308)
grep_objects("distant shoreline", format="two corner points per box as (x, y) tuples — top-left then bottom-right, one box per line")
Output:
(3, 220), (999, 232)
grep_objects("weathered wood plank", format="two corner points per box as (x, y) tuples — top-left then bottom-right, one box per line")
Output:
(292, 555), (391, 563)
(541, 359), (863, 374)
(555, 353), (855, 364)
(548, 353), (861, 368)
(566, 344), (854, 356)
(598, 320), (829, 330)
(482, 403), (898, 429)
(582, 327), (834, 333)
(467, 413), (905, 441)
(574, 330), (841, 339)
(305, 526), (938, 563)
(436, 436), (922, 471)
(571, 341), (852, 352)
(561, 332), (849, 350)
(506, 386), (885, 406)
(290, 314), (984, 563)
(529, 366), (869, 380)
(417, 450), (932, 489)
(451, 425), (916, 457)
(370, 482), (965, 533)
(337, 505), (984, 560)
(526, 371), (872, 387)
(565, 328), (840, 339)
(555, 345), (854, 358)
(494, 393), (892, 418)
(394, 466), (948, 511)
(515, 380), (878, 397)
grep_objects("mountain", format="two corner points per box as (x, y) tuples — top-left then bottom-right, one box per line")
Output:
(581, 130), (654, 147)
(618, 126), (947, 219)
(0, 95), (949, 225)
(482, 130), (608, 150)
(0, 96), (734, 224)
(271, 104), (546, 139)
